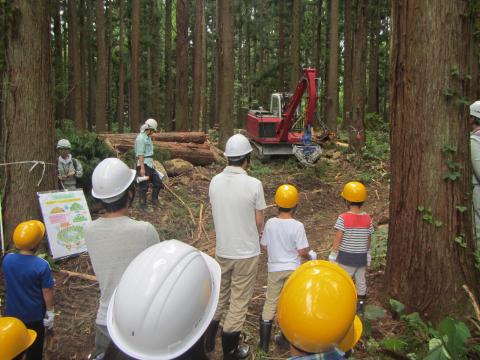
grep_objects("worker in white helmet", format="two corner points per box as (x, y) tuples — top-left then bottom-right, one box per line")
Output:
(470, 101), (480, 248)
(206, 134), (266, 359)
(106, 240), (221, 360)
(135, 118), (163, 212)
(84, 158), (161, 358)
(56, 138), (83, 190)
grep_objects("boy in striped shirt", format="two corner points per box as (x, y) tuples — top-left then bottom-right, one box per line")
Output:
(329, 181), (373, 314)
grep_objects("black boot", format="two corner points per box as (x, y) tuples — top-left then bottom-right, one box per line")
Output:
(357, 295), (366, 315)
(221, 331), (250, 360)
(151, 188), (160, 208)
(274, 332), (289, 350)
(204, 320), (220, 353)
(259, 320), (273, 353)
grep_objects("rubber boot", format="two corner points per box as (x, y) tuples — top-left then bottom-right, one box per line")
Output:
(204, 320), (220, 353)
(357, 295), (366, 315)
(151, 188), (161, 208)
(221, 331), (250, 360)
(274, 332), (289, 350)
(259, 320), (273, 353)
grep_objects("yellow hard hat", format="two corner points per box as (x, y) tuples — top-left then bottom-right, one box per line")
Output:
(277, 260), (361, 353)
(0, 317), (37, 360)
(341, 181), (367, 202)
(13, 220), (46, 250)
(275, 184), (299, 209)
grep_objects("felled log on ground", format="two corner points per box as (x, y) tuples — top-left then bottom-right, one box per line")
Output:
(97, 131), (207, 144)
(99, 135), (216, 166)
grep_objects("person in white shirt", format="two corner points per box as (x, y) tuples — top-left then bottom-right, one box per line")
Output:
(206, 134), (266, 360)
(259, 184), (314, 353)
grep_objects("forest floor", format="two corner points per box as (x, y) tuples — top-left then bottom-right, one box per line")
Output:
(1, 143), (396, 359)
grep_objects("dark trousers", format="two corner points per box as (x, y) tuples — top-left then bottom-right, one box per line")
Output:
(15, 321), (45, 360)
(136, 164), (163, 205)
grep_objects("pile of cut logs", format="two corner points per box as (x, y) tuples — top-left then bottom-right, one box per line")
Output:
(97, 132), (225, 166)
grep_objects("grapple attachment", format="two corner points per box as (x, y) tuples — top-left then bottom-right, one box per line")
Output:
(293, 143), (322, 166)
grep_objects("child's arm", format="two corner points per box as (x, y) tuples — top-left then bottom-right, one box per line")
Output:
(332, 230), (343, 252)
(297, 247), (310, 259)
(42, 288), (54, 310)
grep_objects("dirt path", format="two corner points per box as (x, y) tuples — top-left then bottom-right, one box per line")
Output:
(1, 156), (389, 359)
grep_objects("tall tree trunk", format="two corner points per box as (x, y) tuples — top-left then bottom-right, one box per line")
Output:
(349, 0), (367, 151)
(343, 0), (354, 131)
(290, 0), (302, 89)
(95, 0), (107, 132)
(130, 0), (140, 130)
(164, 0), (173, 130)
(86, 0), (95, 131)
(325, 0), (339, 133)
(192, 0), (206, 131)
(150, 0), (161, 123)
(105, 0), (113, 131)
(314, 0), (323, 76)
(277, 1), (286, 92)
(68, 0), (84, 129)
(386, 0), (479, 318)
(2, 0), (56, 245)
(116, 0), (125, 132)
(79, 0), (88, 128)
(53, 0), (65, 122)
(217, 0), (234, 147)
(175, 0), (189, 131)
(367, 2), (380, 114)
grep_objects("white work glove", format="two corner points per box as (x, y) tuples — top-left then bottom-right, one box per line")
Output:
(328, 251), (337, 263)
(43, 309), (55, 330)
(308, 250), (317, 260)
(367, 251), (372, 267)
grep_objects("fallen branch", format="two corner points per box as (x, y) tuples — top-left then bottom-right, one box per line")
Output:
(463, 284), (480, 322)
(164, 182), (196, 225)
(191, 203), (204, 246)
(58, 269), (97, 282)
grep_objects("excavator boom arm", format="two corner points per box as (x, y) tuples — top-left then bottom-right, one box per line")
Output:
(277, 68), (317, 142)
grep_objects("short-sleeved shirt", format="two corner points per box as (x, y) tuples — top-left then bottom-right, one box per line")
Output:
(84, 216), (160, 325)
(334, 212), (373, 267)
(471, 131), (480, 185)
(261, 218), (309, 272)
(3, 253), (55, 323)
(209, 166), (267, 259)
(135, 132), (154, 168)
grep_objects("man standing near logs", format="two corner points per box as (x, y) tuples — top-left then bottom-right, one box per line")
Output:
(206, 134), (266, 360)
(135, 118), (163, 212)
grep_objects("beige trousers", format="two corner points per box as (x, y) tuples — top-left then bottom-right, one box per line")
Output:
(261, 270), (293, 321)
(213, 255), (259, 332)
(338, 263), (367, 296)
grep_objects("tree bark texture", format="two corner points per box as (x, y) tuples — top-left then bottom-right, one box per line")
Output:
(343, 0), (353, 131)
(150, 0), (162, 123)
(98, 132), (207, 144)
(367, 2), (380, 114)
(164, 0), (174, 131)
(216, 0), (234, 148)
(53, 0), (64, 121)
(86, 0), (95, 131)
(290, 0), (302, 89)
(386, 0), (479, 318)
(2, 0), (56, 246)
(314, 0), (323, 79)
(68, 0), (84, 129)
(175, 0), (189, 131)
(116, 0), (125, 132)
(325, 0), (339, 133)
(130, 0), (141, 130)
(349, 0), (367, 151)
(278, 0), (286, 92)
(95, 0), (108, 132)
(192, 0), (206, 131)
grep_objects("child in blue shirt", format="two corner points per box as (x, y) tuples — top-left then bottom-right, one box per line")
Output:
(2, 220), (55, 360)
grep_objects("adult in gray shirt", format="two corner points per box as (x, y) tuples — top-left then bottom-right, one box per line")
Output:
(85, 158), (160, 357)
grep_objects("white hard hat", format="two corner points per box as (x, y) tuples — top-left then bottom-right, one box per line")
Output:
(107, 240), (221, 360)
(56, 139), (71, 149)
(145, 118), (158, 131)
(224, 134), (253, 158)
(91, 158), (136, 202)
(471, 101), (480, 119)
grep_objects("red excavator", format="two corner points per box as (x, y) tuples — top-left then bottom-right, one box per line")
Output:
(245, 68), (327, 165)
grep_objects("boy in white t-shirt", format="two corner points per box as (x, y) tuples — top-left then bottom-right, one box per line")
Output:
(259, 184), (316, 353)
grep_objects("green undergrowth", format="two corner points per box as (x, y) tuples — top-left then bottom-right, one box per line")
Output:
(362, 299), (480, 359)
